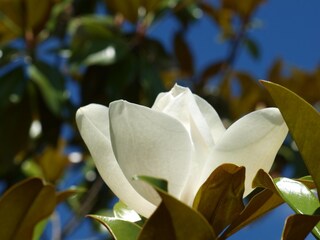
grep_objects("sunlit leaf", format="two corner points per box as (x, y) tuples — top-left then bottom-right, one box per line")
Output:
(282, 214), (320, 240)
(68, 16), (129, 67)
(262, 80), (320, 197)
(89, 215), (141, 240)
(113, 201), (142, 222)
(253, 169), (320, 238)
(193, 164), (245, 235)
(0, 178), (56, 240)
(138, 187), (216, 240)
(36, 146), (68, 183)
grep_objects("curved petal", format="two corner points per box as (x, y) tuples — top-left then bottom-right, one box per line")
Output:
(152, 85), (217, 204)
(193, 94), (226, 143)
(76, 104), (156, 217)
(200, 108), (288, 198)
(109, 100), (193, 204)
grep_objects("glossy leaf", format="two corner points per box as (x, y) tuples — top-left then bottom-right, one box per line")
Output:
(193, 164), (245, 235)
(0, 178), (56, 240)
(282, 214), (320, 240)
(138, 188), (216, 240)
(69, 16), (129, 67)
(274, 178), (320, 238)
(89, 215), (141, 240)
(262, 80), (320, 197)
(253, 170), (320, 238)
(113, 201), (142, 222)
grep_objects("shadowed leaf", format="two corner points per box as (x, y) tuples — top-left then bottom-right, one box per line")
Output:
(193, 164), (245, 235)
(138, 188), (216, 240)
(221, 189), (283, 238)
(282, 214), (320, 240)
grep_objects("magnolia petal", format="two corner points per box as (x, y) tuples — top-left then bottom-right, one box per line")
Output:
(76, 104), (156, 217)
(193, 94), (226, 143)
(109, 100), (192, 204)
(200, 108), (288, 197)
(152, 85), (218, 205)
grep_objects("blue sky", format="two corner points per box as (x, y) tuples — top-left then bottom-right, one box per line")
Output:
(149, 0), (320, 81)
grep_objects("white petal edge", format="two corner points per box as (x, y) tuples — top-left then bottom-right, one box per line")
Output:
(193, 94), (226, 143)
(109, 100), (193, 204)
(199, 107), (288, 198)
(76, 104), (156, 217)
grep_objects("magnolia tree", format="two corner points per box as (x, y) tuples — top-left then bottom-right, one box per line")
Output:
(74, 81), (320, 239)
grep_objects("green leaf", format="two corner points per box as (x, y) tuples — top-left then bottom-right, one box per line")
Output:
(138, 188), (216, 240)
(261, 80), (320, 197)
(68, 16), (129, 67)
(193, 164), (245, 235)
(134, 175), (168, 192)
(282, 214), (320, 240)
(28, 63), (67, 115)
(113, 201), (142, 222)
(253, 169), (320, 238)
(221, 189), (283, 238)
(243, 38), (260, 60)
(0, 178), (56, 240)
(274, 178), (320, 238)
(89, 215), (141, 240)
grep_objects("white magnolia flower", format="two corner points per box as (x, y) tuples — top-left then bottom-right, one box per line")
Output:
(76, 84), (288, 218)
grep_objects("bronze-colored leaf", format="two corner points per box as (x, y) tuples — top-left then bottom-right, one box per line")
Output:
(138, 188), (216, 240)
(193, 164), (245, 235)
(282, 214), (320, 240)
(0, 178), (56, 240)
(221, 189), (283, 238)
